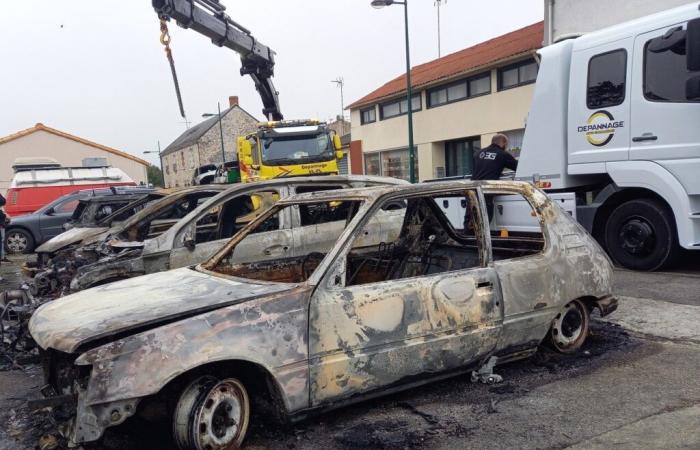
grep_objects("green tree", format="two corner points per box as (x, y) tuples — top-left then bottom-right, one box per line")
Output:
(147, 164), (164, 187)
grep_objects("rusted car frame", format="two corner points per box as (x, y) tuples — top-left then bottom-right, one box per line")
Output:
(29, 181), (617, 449)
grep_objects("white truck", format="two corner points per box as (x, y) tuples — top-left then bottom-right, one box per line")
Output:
(506, 2), (700, 271)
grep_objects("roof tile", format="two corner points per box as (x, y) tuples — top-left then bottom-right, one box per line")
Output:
(348, 22), (543, 110)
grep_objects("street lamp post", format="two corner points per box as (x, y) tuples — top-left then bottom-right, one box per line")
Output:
(371, 0), (415, 183)
(143, 140), (164, 187)
(202, 102), (227, 164)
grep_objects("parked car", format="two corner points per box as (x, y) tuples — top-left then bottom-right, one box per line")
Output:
(4, 187), (154, 254)
(5, 164), (135, 216)
(29, 180), (617, 449)
(34, 190), (165, 259)
(28, 185), (229, 297)
(37, 176), (405, 295)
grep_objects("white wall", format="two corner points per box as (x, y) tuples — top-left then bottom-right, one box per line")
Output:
(351, 70), (535, 180)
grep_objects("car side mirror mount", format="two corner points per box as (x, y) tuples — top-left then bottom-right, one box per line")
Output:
(45, 207), (55, 216)
(687, 18), (700, 71)
(183, 232), (196, 251)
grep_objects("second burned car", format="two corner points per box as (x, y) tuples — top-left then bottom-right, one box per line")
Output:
(30, 180), (617, 449)
(38, 176), (405, 294)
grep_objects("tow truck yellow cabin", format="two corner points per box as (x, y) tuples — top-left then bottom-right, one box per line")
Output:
(237, 119), (344, 182)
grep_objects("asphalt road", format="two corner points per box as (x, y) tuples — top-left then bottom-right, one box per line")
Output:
(1, 255), (699, 449)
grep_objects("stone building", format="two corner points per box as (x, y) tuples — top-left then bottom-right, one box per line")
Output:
(161, 96), (258, 188)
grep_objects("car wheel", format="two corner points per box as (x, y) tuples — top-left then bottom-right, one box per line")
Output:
(548, 299), (590, 354)
(173, 376), (250, 450)
(603, 198), (679, 271)
(5, 228), (34, 254)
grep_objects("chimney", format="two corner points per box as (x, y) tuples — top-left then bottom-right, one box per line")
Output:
(228, 96), (239, 108)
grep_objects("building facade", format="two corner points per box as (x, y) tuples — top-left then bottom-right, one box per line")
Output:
(161, 97), (258, 188)
(0, 123), (149, 193)
(348, 23), (543, 181)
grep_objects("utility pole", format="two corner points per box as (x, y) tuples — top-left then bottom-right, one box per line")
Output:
(435, 0), (446, 58)
(331, 77), (346, 135)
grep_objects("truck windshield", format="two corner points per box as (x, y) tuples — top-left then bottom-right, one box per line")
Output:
(262, 133), (334, 165)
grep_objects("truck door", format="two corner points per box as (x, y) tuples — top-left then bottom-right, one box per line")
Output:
(630, 21), (700, 194)
(568, 40), (632, 164)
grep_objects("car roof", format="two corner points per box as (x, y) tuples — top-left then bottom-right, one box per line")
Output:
(276, 180), (539, 204)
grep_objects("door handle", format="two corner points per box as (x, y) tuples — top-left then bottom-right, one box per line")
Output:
(476, 280), (493, 289)
(263, 245), (289, 256)
(632, 134), (658, 142)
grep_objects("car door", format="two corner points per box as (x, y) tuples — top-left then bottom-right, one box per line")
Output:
(307, 190), (503, 406)
(168, 187), (287, 268)
(630, 20), (700, 195)
(38, 195), (82, 241)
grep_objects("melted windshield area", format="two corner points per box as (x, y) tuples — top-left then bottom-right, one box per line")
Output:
(261, 133), (334, 165)
(123, 192), (219, 242)
(210, 200), (363, 283)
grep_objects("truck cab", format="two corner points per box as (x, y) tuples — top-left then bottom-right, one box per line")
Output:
(237, 120), (344, 182)
(517, 3), (700, 270)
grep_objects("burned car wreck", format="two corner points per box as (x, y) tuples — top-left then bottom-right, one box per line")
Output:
(42, 176), (405, 295)
(28, 186), (229, 297)
(29, 181), (617, 449)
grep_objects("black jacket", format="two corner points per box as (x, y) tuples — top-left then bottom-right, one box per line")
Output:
(471, 144), (518, 181)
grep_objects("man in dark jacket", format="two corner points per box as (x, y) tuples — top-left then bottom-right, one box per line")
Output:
(472, 134), (518, 181)
(472, 134), (518, 223)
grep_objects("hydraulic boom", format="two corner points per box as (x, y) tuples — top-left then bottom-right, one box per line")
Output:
(152, 0), (283, 120)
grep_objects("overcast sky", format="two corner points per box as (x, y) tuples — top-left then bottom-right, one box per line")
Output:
(0, 0), (543, 167)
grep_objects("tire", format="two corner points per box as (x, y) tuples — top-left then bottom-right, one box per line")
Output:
(547, 299), (590, 354)
(603, 198), (679, 271)
(173, 376), (250, 450)
(5, 228), (35, 254)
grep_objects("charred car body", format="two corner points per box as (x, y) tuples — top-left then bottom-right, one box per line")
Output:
(54, 176), (405, 293)
(29, 181), (617, 449)
(29, 186), (230, 297)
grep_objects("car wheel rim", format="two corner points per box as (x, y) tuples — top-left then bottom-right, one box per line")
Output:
(194, 379), (246, 450)
(618, 217), (656, 257)
(552, 302), (584, 348)
(7, 233), (27, 253)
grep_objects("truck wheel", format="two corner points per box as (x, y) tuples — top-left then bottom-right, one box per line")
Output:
(5, 228), (34, 254)
(547, 299), (590, 354)
(604, 199), (679, 271)
(173, 376), (250, 450)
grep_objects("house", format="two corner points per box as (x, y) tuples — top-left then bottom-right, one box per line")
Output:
(347, 22), (544, 181)
(161, 96), (258, 188)
(0, 123), (149, 193)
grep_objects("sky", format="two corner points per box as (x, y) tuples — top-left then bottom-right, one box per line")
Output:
(0, 0), (543, 167)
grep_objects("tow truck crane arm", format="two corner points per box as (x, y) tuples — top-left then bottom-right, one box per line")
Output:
(152, 0), (283, 120)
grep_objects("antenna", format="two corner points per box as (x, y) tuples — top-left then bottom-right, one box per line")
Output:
(435, 0), (447, 58)
(331, 77), (346, 135)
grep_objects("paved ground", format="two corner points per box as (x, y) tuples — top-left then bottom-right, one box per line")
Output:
(1, 255), (699, 449)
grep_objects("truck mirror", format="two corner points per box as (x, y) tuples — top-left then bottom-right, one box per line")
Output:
(238, 137), (253, 158)
(648, 26), (686, 54)
(687, 75), (700, 100)
(687, 18), (700, 71)
(335, 150), (344, 160)
(333, 134), (342, 151)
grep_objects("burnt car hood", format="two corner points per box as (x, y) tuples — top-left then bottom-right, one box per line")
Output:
(35, 227), (110, 253)
(29, 267), (293, 353)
